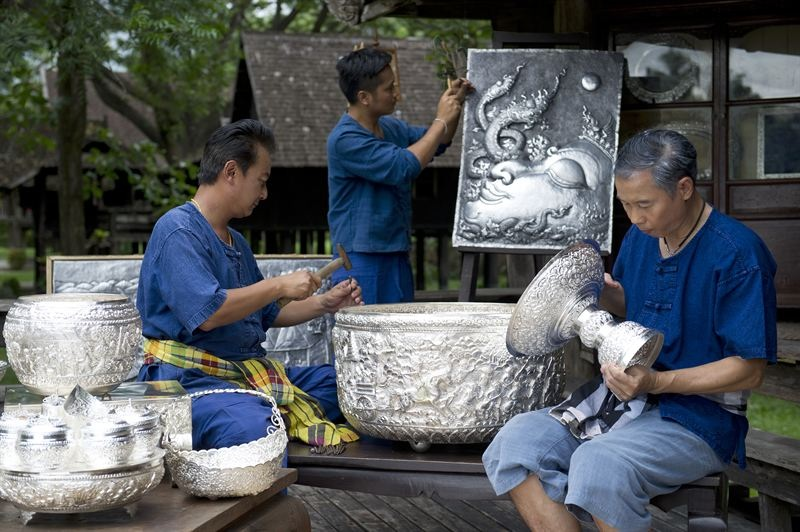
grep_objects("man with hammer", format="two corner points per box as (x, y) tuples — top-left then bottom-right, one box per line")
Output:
(136, 119), (363, 451)
(327, 46), (473, 304)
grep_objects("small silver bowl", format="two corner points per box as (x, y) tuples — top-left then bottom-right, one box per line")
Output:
(80, 418), (135, 468)
(15, 417), (73, 471)
(0, 413), (31, 469)
(164, 389), (288, 499)
(119, 407), (162, 460)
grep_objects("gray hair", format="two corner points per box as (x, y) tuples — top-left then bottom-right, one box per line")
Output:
(613, 129), (697, 195)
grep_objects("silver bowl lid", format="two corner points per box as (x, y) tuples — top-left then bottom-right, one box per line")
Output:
(17, 417), (71, 443)
(0, 413), (31, 436)
(81, 418), (134, 440)
(115, 406), (160, 431)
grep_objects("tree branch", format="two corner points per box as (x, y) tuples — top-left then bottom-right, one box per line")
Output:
(312, 3), (329, 33)
(90, 71), (163, 145)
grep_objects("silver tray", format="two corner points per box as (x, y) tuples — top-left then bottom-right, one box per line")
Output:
(0, 450), (164, 515)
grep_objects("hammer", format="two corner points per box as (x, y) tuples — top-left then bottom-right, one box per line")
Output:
(277, 243), (352, 307)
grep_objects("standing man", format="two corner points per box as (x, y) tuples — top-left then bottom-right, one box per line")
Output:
(327, 46), (473, 304)
(137, 119), (362, 451)
(482, 129), (777, 532)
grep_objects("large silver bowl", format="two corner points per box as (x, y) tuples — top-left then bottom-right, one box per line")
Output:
(333, 303), (565, 448)
(2, 293), (142, 395)
(0, 451), (164, 514)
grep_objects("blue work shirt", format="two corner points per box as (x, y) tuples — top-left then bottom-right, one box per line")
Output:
(327, 113), (446, 253)
(136, 203), (280, 361)
(613, 208), (777, 463)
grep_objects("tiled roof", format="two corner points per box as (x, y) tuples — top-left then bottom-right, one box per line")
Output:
(241, 31), (461, 168)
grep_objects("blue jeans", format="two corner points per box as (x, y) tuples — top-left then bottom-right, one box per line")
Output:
(138, 362), (339, 450)
(482, 407), (725, 532)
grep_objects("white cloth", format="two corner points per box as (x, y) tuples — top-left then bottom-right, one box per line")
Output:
(549, 375), (651, 440)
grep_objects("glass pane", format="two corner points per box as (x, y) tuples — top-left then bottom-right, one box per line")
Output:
(729, 103), (800, 180)
(616, 32), (712, 103)
(729, 25), (800, 100)
(619, 108), (713, 181)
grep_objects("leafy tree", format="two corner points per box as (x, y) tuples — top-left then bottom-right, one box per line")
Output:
(1, 0), (490, 255)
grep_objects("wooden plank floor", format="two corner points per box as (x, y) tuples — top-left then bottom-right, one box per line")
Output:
(289, 485), (762, 532)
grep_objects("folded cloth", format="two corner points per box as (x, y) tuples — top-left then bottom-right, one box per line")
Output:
(549, 375), (652, 440)
(144, 338), (359, 448)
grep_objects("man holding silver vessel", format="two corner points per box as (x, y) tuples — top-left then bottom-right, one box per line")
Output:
(483, 129), (777, 532)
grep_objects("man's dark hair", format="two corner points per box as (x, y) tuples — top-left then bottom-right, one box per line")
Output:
(197, 119), (276, 185)
(614, 129), (698, 195)
(336, 47), (393, 104)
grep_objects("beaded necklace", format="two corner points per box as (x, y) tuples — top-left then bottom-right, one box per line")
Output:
(663, 201), (706, 257)
(189, 198), (233, 247)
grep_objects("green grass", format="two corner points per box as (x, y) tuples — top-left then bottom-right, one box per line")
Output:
(747, 392), (800, 439)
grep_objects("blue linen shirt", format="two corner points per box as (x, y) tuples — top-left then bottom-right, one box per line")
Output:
(612, 208), (777, 463)
(327, 113), (445, 253)
(136, 203), (280, 361)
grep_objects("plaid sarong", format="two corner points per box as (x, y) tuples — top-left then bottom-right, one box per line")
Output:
(143, 339), (358, 447)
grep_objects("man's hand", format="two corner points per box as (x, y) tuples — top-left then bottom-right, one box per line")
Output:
(320, 278), (363, 313)
(436, 77), (475, 123)
(599, 272), (626, 318)
(450, 77), (475, 104)
(602, 363), (658, 401)
(279, 270), (322, 301)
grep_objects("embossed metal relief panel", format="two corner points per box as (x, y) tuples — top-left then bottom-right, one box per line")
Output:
(452, 49), (623, 253)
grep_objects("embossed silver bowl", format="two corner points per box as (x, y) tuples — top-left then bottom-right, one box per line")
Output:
(164, 389), (288, 499)
(333, 303), (565, 450)
(2, 293), (142, 395)
(0, 451), (164, 516)
(507, 240), (663, 369)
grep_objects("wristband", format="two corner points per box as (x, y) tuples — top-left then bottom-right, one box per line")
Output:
(433, 117), (448, 136)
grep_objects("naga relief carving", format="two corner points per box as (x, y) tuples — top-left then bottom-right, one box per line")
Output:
(452, 50), (624, 253)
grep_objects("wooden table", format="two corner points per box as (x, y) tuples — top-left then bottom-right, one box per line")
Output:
(287, 436), (502, 500)
(0, 468), (310, 531)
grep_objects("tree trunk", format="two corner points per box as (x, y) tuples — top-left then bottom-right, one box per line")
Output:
(55, 50), (87, 255)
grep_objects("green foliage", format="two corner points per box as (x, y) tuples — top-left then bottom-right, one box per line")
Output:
(84, 127), (198, 215)
(748, 392), (800, 440)
(6, 248), (27, 270)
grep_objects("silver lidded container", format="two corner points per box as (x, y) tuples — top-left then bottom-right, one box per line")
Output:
(15, 417), (73, 471)
(0, 413), (29, 468)
(116, 406), (162, 461)
(80, 418), (136, 468)
(2, 293), (142, 395)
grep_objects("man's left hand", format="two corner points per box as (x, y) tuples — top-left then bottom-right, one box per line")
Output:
(320, 278), (363, 312)
(601, 363), (658, 401)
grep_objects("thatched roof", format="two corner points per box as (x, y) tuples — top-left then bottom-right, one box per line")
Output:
(239, 31), (461, 168)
